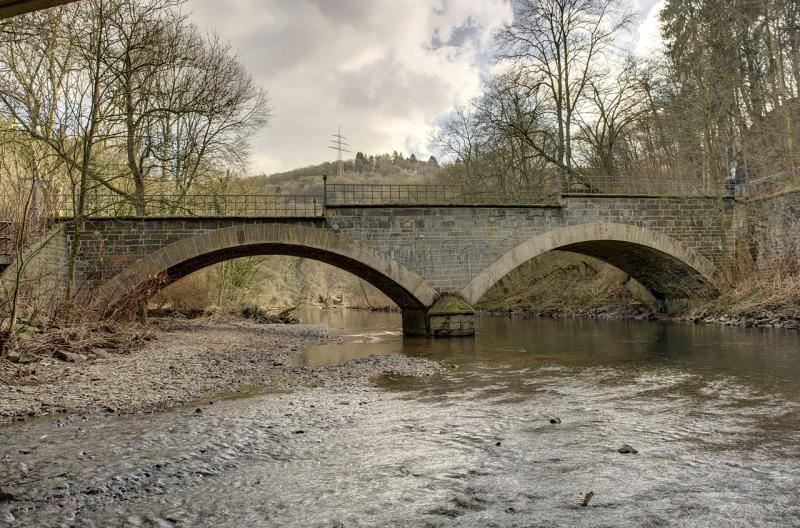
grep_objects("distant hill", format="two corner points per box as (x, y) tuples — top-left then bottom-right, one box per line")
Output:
(231, 152), (442, 195)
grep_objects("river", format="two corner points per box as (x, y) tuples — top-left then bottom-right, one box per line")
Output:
(2, 311), (800, 527)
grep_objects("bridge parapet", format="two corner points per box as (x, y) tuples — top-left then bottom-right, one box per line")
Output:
(0, 177), (739, 337)
(0, 174), (729, 228)
(325, 182), (559, 206)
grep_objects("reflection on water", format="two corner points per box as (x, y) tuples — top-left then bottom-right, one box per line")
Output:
(3, 310), (800, 527)
(298, 309), (800, 390)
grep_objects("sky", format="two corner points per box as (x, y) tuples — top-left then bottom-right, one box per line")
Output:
(187, 0), (666, 175)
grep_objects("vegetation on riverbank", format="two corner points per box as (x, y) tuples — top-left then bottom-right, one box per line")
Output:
(683, 269), (800, 330)
(475, 247), (800, 330)
(475, 252), (657, 321)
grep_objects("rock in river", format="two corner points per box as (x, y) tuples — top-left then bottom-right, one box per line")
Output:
(617, 444), (638, 454)
(580, 491), (594, 507)
(53, 350), (86, 363)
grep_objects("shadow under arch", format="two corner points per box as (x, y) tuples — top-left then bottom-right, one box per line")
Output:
(460, 223), (722, 306)
(92, 224), (439, 315)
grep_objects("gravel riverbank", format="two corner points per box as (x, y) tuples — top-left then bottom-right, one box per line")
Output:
(0, 319), (442, 425)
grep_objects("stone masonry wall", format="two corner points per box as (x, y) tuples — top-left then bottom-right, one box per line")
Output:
(66, 218), (322, 288)
(328, 196), (732, 293)
(0, 225), (70, 309)
(67, 195), (732, 298)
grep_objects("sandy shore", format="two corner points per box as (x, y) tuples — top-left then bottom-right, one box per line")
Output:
(0, 319), (442, 425)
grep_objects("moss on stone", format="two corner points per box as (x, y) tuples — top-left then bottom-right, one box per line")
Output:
(429, 295), (474, 315)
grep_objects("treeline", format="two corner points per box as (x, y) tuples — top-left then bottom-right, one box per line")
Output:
(231, 152), (442, 196)
(0, 1), (270, 197)
(0, 0), (269, 211)
(0, 0), (269, 340)
(434, 0), (800, 194)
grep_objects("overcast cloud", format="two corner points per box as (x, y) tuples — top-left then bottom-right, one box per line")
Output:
(187, 0), (665, 175)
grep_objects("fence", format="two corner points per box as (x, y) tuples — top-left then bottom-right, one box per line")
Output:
(743, 171), (800, 198)
(559, 174), (710, 196)
(118, 194), (323, 218)
(325, 182), (558, 206)
(17, 193), (325, 218)
(0, 172), (758, 229)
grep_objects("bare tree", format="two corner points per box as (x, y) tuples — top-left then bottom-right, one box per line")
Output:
(495, 0), (633, 176)
(153, 32), (271, 204)
(575, 57), (648, 179)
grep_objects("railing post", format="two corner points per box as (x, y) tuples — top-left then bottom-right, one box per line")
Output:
(556, 171), (562, 198)
(322, 174), (328, 210)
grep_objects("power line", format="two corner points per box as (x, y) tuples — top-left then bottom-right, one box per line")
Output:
(328, 126), (351, 178)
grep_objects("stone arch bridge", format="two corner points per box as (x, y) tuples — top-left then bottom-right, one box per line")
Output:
(10, 183), (733, 336)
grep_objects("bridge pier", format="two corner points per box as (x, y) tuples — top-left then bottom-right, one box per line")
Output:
(402, 296), (475, 337)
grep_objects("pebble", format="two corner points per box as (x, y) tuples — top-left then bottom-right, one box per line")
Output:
(580, 491), (594, 507)
(1, 320), (442, 431)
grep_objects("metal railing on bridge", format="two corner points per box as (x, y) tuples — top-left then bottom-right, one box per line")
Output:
(742, 171), (800, 198)
(122, 194), (323, 218)
(324, 182), (559, 206)
(558, 174), (709, 196)
(39, 193), (325, 218)
(0, 172), (728, 229)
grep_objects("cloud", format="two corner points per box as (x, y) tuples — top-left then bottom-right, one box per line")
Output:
(187, 0), (512, 174)
(187, 0), (661, 174)
(634, 0), (666, 57)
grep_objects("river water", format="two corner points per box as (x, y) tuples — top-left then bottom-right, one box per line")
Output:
(3, 311), (800, 527)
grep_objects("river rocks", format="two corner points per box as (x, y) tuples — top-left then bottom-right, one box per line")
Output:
(580, 491), (594, 507)
(549, 417), (561, 424)
(0, 320), (442, 425)
(617, 444), (638, 454)
(7, 352), (38, 364)
(90, 347), (110, 358)
(0, 488), (15, 502)
(53, 350), (87, 363)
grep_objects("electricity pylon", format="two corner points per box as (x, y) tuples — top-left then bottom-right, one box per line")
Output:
(328, 126), (350, 178)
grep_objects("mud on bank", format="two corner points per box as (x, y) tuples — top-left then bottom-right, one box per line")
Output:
(0, 320), (442, 425)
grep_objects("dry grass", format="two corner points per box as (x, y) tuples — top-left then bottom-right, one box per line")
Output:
(0, 322), (154, 386)
(15, 322), (153, 357)
(687, 272), (800, 325)
(477, 252), (653, 317)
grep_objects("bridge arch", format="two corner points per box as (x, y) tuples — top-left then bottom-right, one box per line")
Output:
(92, 223), (439, 314)
(460, 223), (722, 306)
